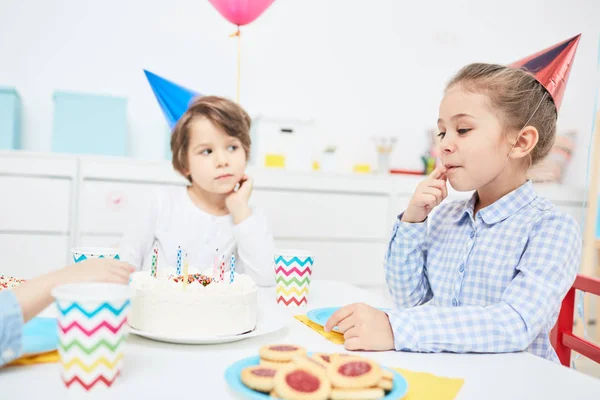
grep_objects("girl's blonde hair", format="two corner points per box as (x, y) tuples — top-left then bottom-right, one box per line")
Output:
(446, 63), (557, 165)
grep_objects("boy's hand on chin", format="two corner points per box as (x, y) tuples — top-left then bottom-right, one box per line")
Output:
(225, 175), (253, 224)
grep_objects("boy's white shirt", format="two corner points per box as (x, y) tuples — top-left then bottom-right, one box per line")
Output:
(118, 186), (275, 287)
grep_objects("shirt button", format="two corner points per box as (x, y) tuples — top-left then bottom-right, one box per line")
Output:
(459, 264), (465, 273)
(470, 231), (476, 239)
(452, 299), (458, 306)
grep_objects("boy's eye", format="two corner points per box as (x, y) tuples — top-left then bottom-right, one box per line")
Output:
(227, 145), (238, 152)
(457, 128), (471, 135)
(200, 149), (212, 155)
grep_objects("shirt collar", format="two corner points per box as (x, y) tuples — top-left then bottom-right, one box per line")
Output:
(452, 181), (536, 225)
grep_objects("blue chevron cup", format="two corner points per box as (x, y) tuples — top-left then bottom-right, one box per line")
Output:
(72, 247), (120, 264)
(51, 283), (132, 391)
(274, 250), (314, 307)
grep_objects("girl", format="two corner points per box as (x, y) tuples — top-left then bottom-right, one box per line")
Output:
(119, 96), (276, 286)
(325, 36), (582, 362)
(0, 259), (133, 366)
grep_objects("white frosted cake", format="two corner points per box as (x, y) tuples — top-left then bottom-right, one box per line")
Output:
(129, 268), (257, 337)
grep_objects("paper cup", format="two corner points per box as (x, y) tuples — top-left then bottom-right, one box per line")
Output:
(274, 250), (314, 307)
(52, 283), (132, 392)
(71, 247), (120, 263)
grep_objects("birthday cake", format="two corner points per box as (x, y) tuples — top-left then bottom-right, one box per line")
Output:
(128, 267), (258, 337)
(0, 275), (26, 291)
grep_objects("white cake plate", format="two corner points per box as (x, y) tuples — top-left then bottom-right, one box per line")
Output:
(128, 305), (287, 345)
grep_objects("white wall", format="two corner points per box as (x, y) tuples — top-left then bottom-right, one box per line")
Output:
(0, 0), (598, 186)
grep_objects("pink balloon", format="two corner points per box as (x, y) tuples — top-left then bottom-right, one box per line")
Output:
(208, 0), (276, 27)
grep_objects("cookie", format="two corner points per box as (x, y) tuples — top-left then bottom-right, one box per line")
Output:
(327, 357), (382, 389)
(381, 369), (393, 381)
(330, 387), (386, 400)
(378, 377), (393, 391)
(311, 353), (332, 366)
(260, 358), (292, 369)
(241, 365), (277, 393)
(259, 344), (307, 362)
(293, 355), (327, 370)
(274, 364), (331, 400)
(269, 388), (282, 399)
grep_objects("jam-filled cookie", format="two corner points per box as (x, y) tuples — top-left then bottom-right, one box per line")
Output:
(310, 353), (333, 367)
(260, 358), (292, 369)
(274, 364), (331, 400)
(329, 387), (386, 400)
(240, 365), (278, 393)
(259, 344), (307, 362)
(378, 377), (393, 391)
(292, 354), (329, 370)
(327, 356), (382, 389)
(381, 368), (393, 381)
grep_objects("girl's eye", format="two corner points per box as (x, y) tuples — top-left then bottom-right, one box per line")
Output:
(200, 149), (212, 155)
(457, 128), (471, 135)
(437, 132), (446, 138)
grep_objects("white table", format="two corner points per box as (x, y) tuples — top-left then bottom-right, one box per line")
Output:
(2, 281), (599, 399)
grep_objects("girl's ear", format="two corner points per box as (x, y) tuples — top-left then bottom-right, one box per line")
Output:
(510, 126), (539, 160)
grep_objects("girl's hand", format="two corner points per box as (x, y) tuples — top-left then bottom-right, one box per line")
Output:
(402, 166), (448, 223)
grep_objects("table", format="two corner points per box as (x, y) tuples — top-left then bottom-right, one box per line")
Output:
(2, 281), (599, 399)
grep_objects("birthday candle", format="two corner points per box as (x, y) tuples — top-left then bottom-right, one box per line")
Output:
(151, 246), (158, 278)
(213, 248), (219, 282)
(220, 256), (225, 283)
(230, 254), (235, 284)
(183, 253), (189, 290)
(176, 246), (182, 276)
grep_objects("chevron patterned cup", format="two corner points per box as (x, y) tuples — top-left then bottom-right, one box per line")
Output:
(51, 283), (132, 392)
(71, 247), (120, 264)
(274, 250), (314, 308)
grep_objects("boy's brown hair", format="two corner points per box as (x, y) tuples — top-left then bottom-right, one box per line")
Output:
(170, 96), (252, 182)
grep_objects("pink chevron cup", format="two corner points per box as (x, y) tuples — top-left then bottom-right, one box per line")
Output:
(274, 250), (314, 308)
(51, 283), (132, 392)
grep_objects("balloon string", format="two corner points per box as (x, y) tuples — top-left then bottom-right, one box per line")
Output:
(229, 27), (241, 103)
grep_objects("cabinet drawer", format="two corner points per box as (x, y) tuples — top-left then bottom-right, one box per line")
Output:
(79, 181), (166, 234)
(0, 176), (71, 232)
(0, 234), (69, 278)
(252, 190), (390, 240)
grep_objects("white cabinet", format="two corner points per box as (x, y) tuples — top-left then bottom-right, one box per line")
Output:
(252, 190), (390, 240)
(275, 239), (388, 285)
(0, 176), (71, 232)
(0, 151), (589, 288)
(79, 181), (167, 235)
(0, 234), (69, 278)
(78, 235), (121, 249)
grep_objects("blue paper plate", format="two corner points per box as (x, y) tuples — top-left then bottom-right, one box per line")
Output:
(306, 307), (391, 331)
(22, 317), (58, 356)
(224, 354), (408, 399)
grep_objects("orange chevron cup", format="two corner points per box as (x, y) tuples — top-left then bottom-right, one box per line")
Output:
(51, 283), (132, 391)
(274, 250), (313, 307)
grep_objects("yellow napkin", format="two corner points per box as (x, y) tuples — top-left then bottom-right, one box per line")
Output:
(393, 368), (464, 400)
(294, 315), (345, 344)
(295, 314), (464, 400)
(7, 350), (60, 366)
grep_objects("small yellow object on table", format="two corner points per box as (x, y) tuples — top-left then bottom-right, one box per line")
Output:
(8, 350), (60, 366)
